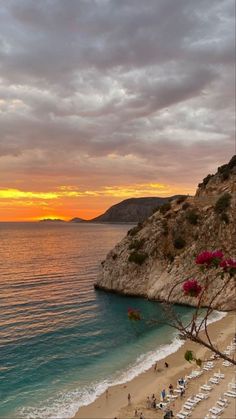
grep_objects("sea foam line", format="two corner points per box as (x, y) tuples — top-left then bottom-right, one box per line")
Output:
(19, 310), (227, 419)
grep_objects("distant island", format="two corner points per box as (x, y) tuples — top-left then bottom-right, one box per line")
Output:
(70, 217), (86, 223)
(39, 219), (66, 223)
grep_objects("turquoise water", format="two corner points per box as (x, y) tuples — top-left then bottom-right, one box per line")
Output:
(0, 223), (222, 418)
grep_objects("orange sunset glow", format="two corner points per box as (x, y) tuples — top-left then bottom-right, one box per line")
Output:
(0, 183), (196, 221)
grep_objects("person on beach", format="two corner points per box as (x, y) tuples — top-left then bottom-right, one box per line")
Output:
(128, 393), (131, 405)
(165, 362), (169, 368)
(154, 362), (158, 372)
(140, 412), (144, 419)
(164, 408), (174, 418)
(106, 389), (109, 399)
(134, 409), (138, 417)
(178, 377), (185, 386)
(146, 396), (151, 409)
(151, 398), (156, 409)
(151, 393), (155, 400)
(180, 387), (185, 398)
(161, 389), (166, 401)
(169, 384), (174, 395)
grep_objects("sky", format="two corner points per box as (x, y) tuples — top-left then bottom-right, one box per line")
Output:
(0, 0), (235, 221)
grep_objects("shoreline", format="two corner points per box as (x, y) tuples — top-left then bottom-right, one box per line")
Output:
(74, 312), (235, 419)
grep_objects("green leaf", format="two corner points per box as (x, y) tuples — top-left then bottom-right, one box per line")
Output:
(184, 350), (194, 362)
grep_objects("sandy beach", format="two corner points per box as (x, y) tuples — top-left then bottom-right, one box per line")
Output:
(74, 312), (236, 419)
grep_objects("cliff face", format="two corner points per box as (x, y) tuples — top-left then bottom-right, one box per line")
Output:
(95, 156), (236, 311)
(90, 196), (184, 223)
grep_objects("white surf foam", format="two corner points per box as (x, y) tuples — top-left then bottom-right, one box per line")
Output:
(19, 310), (227, 418)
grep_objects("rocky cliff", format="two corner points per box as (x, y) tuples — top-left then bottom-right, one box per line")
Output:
(90, 196), (184, 223)
(95, 156), (236, 311)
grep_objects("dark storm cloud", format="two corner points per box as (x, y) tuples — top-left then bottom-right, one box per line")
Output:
(0, 0), (235, 191)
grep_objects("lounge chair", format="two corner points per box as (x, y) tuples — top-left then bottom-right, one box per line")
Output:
(201, 385), (212, 391)
(216, 400), (228, 408)
(226, 390), (236, 396)
(209, 378), (220, 384)
(219, 397), (228, 403)
(196, 392), (209, 399)
(213, 373), (224, 379)
(209, 406), (224, 415)
(182, 403), (194, 410)
(176, 412), (190, 419)
(174, 388), (182, 394)
(224, 392), (236, 398)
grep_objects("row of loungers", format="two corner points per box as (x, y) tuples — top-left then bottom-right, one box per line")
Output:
(205, 386), (236, 418)
(174, 340), (235, 419)
(176, 392), (210, 418)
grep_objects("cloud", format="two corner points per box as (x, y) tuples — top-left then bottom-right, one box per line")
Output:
(0, 0), (235, 212)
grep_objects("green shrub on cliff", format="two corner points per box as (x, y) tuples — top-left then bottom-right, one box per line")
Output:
(127, 223), (143, 237)
(214, 193), (231, 214)
(129, 238), (145, 250)
(186, 209), (199, 225)
(128, 251), (148, 265)
(160, 202), (171, 214)
(173, 236), (186, 249)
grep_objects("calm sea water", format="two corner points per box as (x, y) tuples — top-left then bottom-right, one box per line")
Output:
(0, 222), (224, 418)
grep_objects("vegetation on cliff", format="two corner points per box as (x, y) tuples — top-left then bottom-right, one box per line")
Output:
(95, 155), (236, 311)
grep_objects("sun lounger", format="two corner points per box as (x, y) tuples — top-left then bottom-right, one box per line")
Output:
(210, 406), (224, 415)
(201, 385), (212, 391)
(209, 378), (220, 384)
(213, 373), (224, 379)
(209, 406), (224, 415)
(176, 412), (190, 419)
(224, 392), (236, 398)
(184, 400), (196, 407)
(177, 414), (188, 419)
(222, 361), (232, 366)
(182, 404), (193, 411)
(227, 390), (236, 396)
(187, 398), (199, 405)
(217, 400), (228, 408)
(178, 411), (190, 417)
(219, 397), (229, 403)
(196, 392), (209, 399)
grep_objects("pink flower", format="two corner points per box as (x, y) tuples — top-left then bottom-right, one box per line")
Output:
(195, 250), (224, 267)
(183, 279), (202, 297)
(212, 250), (224, 259)
(196, 251), (213, 265)
(220, 258), (236, 277)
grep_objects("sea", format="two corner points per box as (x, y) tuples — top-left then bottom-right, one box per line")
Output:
(0, 222), (225, 418)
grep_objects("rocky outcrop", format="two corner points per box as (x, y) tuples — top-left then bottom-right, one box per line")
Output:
(95, 156), (236, 311)
(90, 196), (185, 223)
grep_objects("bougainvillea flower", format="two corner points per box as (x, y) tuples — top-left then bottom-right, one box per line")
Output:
(127, 308), (141, 320)
(195, 250), (224, 267)
(195, 251), (213, 265)
(183, 279), (202, 297)
(220, 258), (236, 269)
(220, 258), (236, 276)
